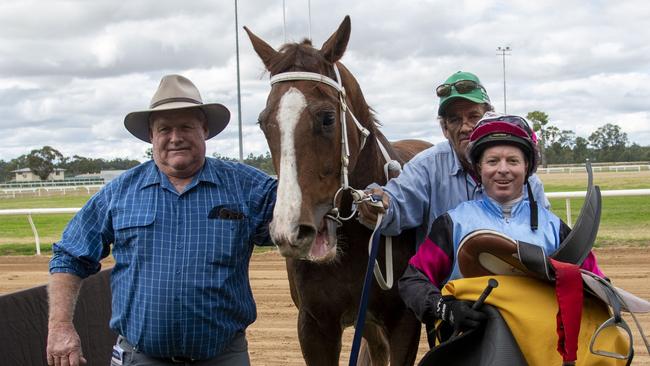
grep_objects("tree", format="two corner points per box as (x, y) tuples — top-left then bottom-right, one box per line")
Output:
(544, 128), (577, 164)
(212, 152), (276, 175)
(58, 155), (141, 176)
(526, 111), (550, 167)
(573, 136), (590, 163)
(26, 146), (64, 181)
(588, 123), (628, 162)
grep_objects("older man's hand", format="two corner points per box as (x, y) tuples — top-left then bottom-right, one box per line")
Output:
(47, 322), (87, 366)
(357, 187), (390, 229)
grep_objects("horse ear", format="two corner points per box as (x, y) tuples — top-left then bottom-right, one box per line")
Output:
(244, 26), (278, 71)
(320, 15), (351, 63)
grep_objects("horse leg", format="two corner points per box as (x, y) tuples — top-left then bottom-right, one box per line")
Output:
(360, 322), (389, 366)
(387, 314), (421, 366)
(297, 308), (343, 366)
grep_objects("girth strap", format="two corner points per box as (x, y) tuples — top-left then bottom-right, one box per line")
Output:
(550, 259), (583, 365)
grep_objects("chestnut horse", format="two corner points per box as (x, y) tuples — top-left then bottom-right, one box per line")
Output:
(245, 16), (431, 365)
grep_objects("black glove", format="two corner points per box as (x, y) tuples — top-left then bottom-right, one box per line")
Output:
(434, 295), (487, 330)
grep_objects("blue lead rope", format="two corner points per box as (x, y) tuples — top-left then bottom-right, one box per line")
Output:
(348, 217), (383, 366)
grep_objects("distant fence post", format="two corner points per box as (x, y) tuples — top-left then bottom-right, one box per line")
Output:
(26, 213), (41, 256)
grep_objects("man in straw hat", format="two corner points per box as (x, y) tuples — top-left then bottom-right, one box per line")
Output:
(46, 74), (277, 366)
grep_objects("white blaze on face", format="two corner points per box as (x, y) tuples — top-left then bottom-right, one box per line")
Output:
(271, 87), (307, 243)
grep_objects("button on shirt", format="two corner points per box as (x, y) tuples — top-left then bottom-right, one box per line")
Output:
(49, 158), (277, 359)
(378, 141), (549, 244)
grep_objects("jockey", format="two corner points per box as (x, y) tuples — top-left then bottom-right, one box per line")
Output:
(397, 113), (605, 333)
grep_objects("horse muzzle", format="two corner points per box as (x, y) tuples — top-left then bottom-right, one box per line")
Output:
(271, 218), (339, 262)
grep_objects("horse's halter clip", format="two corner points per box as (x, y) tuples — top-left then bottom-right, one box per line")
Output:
(269, 63), (398, 223)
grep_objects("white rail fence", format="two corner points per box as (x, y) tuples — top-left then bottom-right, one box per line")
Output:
(1, 189), (650, 255)
(0, 185), (103, 198)
(538, 165), (650, 174)
(0, 208), (80, 255)
(546, 189), (650, 226)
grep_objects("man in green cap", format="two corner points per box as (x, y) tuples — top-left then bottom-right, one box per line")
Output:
(357, 71), (549, 244)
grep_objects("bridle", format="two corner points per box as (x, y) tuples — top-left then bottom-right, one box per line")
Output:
(269, 63), (399, 223)
(269, 63), (399, 291)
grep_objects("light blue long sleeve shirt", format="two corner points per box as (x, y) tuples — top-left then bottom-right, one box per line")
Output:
(378, 141), (549, 244)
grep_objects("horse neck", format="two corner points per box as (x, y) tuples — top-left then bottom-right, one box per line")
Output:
(348, 130), (394, 189)
(337, 66), (397, 189)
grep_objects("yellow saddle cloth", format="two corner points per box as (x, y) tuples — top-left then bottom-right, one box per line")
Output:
(443, 276), (630, 366)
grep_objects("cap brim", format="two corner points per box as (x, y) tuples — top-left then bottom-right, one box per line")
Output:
(438, 94), (489, 116)
(124, 103), (230, 143)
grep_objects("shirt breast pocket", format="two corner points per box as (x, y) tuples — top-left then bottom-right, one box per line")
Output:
(112, 210), (156, 249)
(206, 203), (250, 266)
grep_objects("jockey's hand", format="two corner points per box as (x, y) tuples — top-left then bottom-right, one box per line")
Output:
(435, 295), (487, 331)
(356, 187), (390, 229)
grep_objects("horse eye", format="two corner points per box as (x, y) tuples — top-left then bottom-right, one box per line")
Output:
(320, 111), (336, 127)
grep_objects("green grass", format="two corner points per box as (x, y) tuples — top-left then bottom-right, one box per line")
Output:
(0, 194), (92, 209)
(541, 170), (650, 247)
(0, 195), (88, 254)
(1, 171), (649, 255)
(0, 192), (280, 255)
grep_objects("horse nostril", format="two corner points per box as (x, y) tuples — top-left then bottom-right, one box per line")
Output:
(297, 225), (316, 242)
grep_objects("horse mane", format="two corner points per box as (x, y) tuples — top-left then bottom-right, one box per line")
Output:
(267, 39), (380, 134)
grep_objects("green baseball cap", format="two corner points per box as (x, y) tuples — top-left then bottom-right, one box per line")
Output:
(437, 71), (491, 116)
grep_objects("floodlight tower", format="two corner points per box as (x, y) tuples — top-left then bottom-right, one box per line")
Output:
(497, 46), (511, 113)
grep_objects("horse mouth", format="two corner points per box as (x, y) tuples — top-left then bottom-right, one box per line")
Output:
(307, 216), (339, 262)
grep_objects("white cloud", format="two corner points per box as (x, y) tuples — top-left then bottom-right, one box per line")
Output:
(1, 0), (650, 162)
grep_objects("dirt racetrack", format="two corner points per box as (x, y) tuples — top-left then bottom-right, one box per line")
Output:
(1, 247), (649, 365)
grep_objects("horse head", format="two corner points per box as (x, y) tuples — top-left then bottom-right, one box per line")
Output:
(246, 16), (379, 262)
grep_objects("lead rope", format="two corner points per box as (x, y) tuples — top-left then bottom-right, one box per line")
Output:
(349, 213), (384, 366)
(349, 190), (394, 290)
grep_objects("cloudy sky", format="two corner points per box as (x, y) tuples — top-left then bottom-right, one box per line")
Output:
(1, 0), (649, 162)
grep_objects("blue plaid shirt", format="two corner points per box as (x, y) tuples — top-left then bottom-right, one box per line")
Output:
(50, 158), (277, 359)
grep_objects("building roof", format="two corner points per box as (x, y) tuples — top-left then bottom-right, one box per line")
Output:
(11, 167), (66, 173)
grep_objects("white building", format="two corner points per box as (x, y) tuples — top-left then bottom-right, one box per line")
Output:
(11, 168), (66, 182)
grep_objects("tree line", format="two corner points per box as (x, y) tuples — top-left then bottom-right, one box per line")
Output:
(0, 147), (277, 183)
(2, 115), (649, 182)
(0, 146), (142, 183)
(526, 111), (650, 166)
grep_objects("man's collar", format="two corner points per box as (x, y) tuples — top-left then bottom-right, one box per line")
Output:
(447, 141), (464, 176)
(139, 161), (161, 189)
(138, 159), (219, 190)
(195, 159), (220, 186)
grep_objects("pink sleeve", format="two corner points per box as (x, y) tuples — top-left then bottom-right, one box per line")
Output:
(580, 251), (605, 278)
(408, 237), (452, 288)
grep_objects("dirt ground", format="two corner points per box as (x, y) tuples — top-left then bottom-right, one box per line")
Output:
(1, 247), (648, 365)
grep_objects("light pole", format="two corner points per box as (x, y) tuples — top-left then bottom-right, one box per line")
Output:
(496, 46), (511, 113)
(235, 0), (243, 162)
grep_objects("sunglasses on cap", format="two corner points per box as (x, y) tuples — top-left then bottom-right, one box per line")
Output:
(436, 80), (485, 97)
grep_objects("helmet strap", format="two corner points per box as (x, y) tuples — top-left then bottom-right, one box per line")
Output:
(527, 179), (538, 231)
